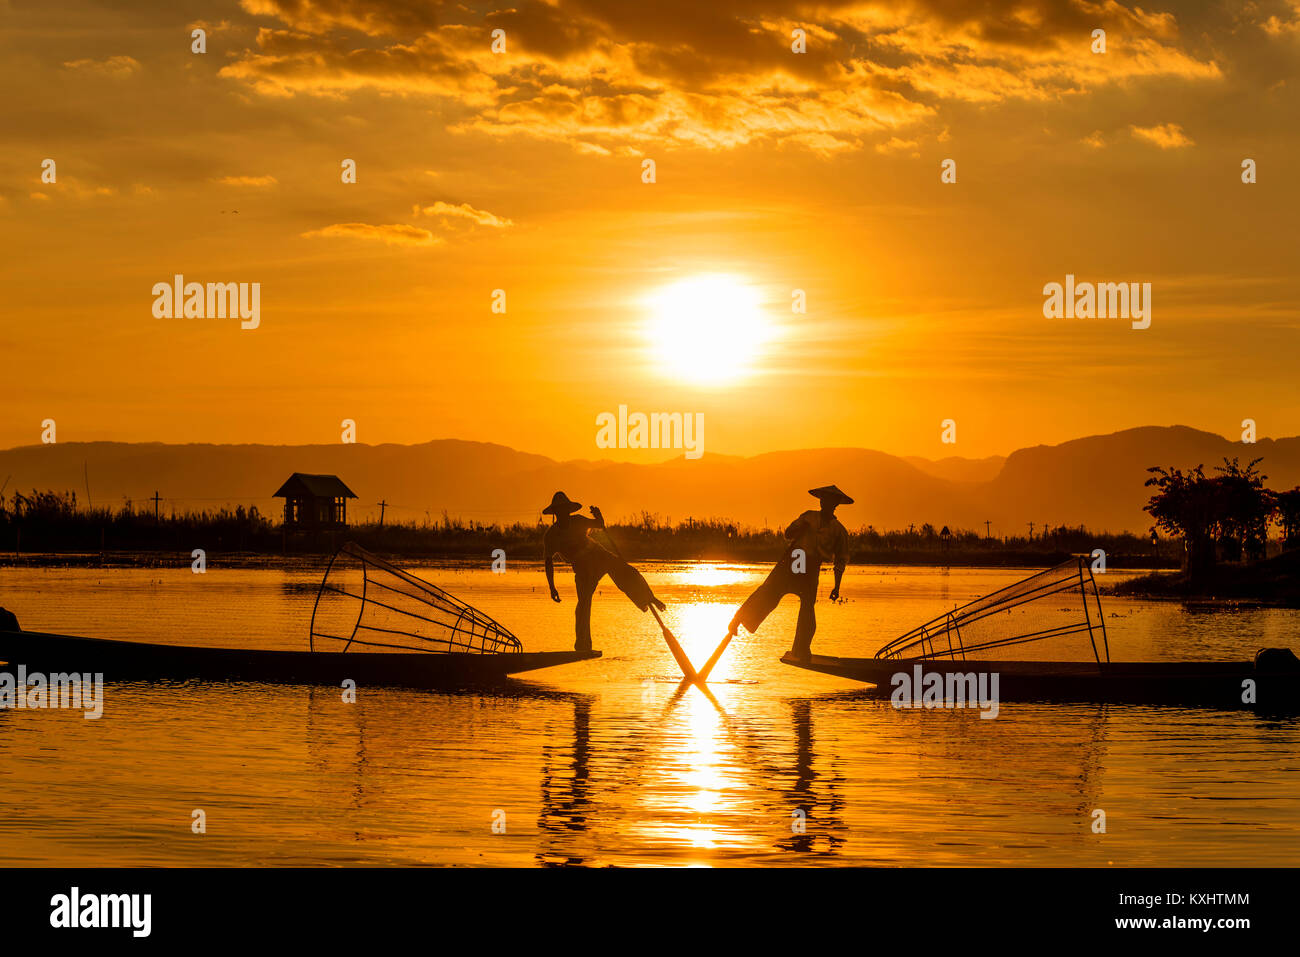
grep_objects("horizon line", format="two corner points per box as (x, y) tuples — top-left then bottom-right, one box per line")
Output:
(0, 423), (1280, 464)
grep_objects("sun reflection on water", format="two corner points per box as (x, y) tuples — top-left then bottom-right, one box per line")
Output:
(672, 563), (750, 589)
(623, 677), (778, 865)
(663, 602), (736, 680)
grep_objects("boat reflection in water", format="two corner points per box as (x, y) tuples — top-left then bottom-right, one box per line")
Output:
(537, 694), (596, 867)
(775, 699), (846, 858)
(533, 669), (850, 864)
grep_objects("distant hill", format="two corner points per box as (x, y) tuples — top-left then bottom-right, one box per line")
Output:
(988, 426), (1300, 532)
(0, 426), (1293, 534)
(904, 454), (1006, 483)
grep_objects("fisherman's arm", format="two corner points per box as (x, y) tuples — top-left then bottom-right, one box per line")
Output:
(543, 529), (561, 601)
(829, 565), (845, 601)
(830, 526), (848, 601)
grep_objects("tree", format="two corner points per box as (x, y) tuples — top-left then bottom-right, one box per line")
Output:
(1276, 488), (1300, 551)
(1144, 465), (1221, 583)
(1212, 457), (1273, 562)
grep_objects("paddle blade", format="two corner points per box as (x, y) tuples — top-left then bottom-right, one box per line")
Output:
(650, 607), (698, 680)
(659, 626), (699, 680)
(697, 633), (734, 683)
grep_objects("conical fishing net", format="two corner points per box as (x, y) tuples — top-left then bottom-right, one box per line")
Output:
(875, 559), (1109, 663)
(310, 543), (522, 654)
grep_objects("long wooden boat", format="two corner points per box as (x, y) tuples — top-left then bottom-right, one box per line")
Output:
(782, 561), (1300, 709)
(0, 629), (600, 690)
(781, 653), (1300, 709)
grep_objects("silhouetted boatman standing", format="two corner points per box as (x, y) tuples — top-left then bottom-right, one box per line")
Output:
(542, 491), (665, 652)
(726, 485), (853, 661)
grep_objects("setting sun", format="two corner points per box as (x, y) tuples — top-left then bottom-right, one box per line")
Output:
(644, 275), (771, 385)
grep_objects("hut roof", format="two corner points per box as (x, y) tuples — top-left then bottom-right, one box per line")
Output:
(272, 473), (357, 499)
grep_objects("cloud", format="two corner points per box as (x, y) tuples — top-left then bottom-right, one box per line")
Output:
(453, 83), (933, 155)
(875, 136), (920, 154)
(411, 201), (513, 228)
(1082, 130), (1106, 148)
(303, 198), (512, 248)
(189, 20), (235, 35)
(237, 0), (444, 36)
(1130, 122), (1194, 149)
(28, 177), (117, 200)
(1260, 1), (1300, 36)
(217, 1), (1224, 154)
(62, 56), (141, 78)
(301, 223), (441, 246)
(218, 28), (498, 101)
(215, 175), (279, 187)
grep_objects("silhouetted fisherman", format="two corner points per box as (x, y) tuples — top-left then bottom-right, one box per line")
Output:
(542, 492), (665, 652)
(727, 485), (852, 661)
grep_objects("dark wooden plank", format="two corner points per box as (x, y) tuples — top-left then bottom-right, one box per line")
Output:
(0, 629), (599, 689)
(780, 653), (1300, 709)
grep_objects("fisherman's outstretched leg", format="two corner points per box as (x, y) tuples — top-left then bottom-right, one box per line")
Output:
(729, 572), (786, 636)
(606, 557), (665, 612)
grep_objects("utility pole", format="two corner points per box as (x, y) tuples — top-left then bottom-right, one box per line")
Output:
(152, 491), (162, 521)
(378, 500), (387, 528)
(1027, 521), (1035, 541)
(984, 519), (992, 540)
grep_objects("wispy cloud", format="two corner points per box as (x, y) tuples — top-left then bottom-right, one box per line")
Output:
(28, 177), (117, 201)
(411, 201), (513, 228)
(1130, 122), (1194, 149)
(1261, 1), (1300, 36)
(62, 56), (140, 78)
(301, 223), (441, 247)
(303, 199), (511, 248)
(214, 175), (279, 187)
(875, 136), (920, 155)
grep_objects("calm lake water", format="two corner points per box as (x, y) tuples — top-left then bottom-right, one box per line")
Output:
(1, 562), (1298, 866)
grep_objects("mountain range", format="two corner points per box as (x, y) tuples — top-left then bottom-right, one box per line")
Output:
(1, 426), (1294, 534)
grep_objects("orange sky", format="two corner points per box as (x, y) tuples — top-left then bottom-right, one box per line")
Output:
(2, 0), (1298, 461)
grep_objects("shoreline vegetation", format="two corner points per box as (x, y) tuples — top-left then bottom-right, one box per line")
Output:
(1132, 456), (1300, 605)
(6, 480), (1299, 607)
(1110, 550), (1300, 607)
(0, 490), (1175, 569)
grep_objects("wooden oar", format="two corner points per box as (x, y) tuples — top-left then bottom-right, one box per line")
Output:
(696, 631), (734, 683)
(649, 605), (699, 682)
(594, 522), (700, 682)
